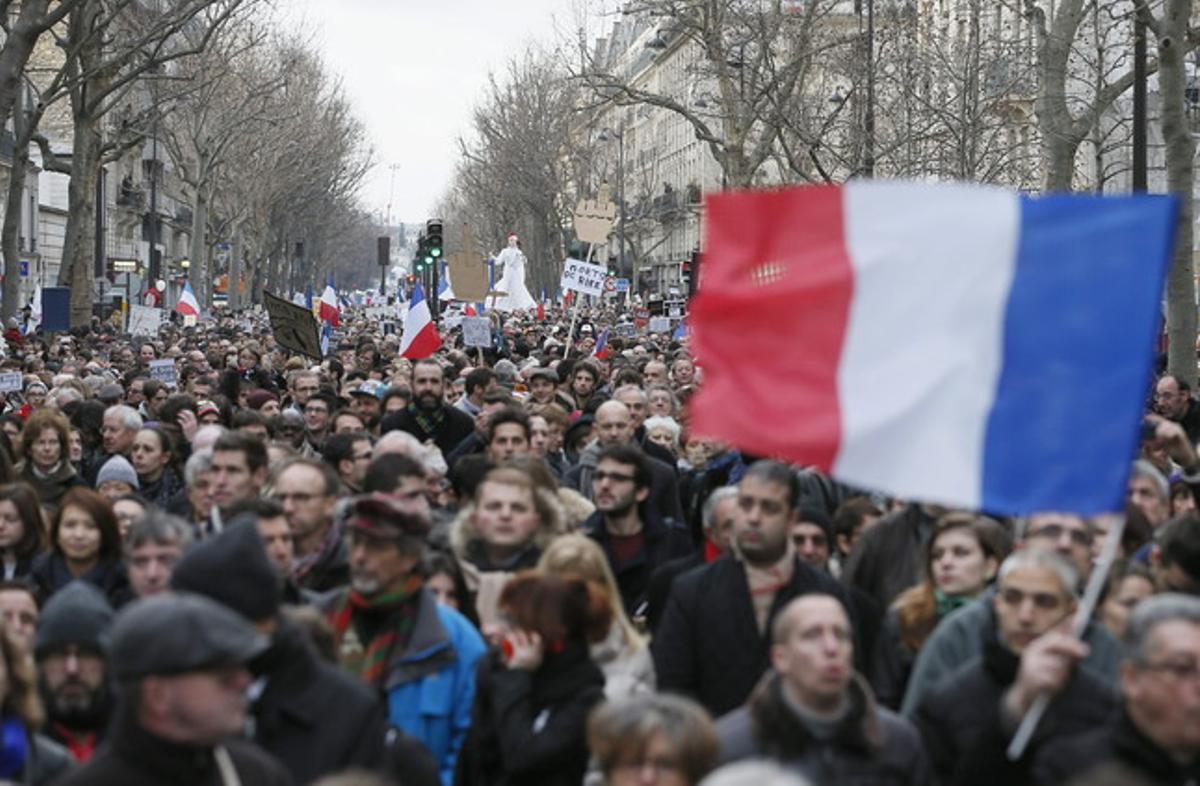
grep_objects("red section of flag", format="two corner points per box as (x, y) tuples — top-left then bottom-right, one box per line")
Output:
(537, 302), (545, 321)
(689, 185), (854, 470)
(401, 324), (442, 359)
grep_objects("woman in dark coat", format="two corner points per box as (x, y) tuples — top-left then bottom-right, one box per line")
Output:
(455, 571), (610, 786)
(0, 484), (45, 580)
(15, 410), (84, 511)
(29, 488), (129, 607)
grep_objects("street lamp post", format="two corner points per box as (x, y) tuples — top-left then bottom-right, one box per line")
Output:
(598, 126), (626, 300)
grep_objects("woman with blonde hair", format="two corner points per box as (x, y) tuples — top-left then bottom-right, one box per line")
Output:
(0, 628), (73, 783)
(539, 534), (655, 699)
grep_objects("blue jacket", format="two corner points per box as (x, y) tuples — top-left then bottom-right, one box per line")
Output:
(384, 591), (487, 785)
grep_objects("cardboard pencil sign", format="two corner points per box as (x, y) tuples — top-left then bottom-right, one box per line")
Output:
(574, 185), (617, 245)
(446, 224), (489, 302)
(263, 290), (322, 359)
(561, 258), (608, 297)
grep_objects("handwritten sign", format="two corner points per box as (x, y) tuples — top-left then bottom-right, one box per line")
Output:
(649, 316), (672, 333)
(0, 373), (22, 393)
(462, 317), (492, 348)
(127, 305), (163, 337)
(561, 258), (608, 297)
(263, 291), (322, 359)
(148, 359), (177, 389)
(574, 185), (618, 245)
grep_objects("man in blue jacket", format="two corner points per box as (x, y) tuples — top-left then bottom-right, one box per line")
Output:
(327, 493), (487, 785)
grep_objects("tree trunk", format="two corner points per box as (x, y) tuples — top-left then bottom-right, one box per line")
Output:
(1157, 0), (1197, 387)
(0, 1), (52, 143)
(58, 116), (101, 327)
(189, 187), (209, 308)
(1, 138), (30, 322)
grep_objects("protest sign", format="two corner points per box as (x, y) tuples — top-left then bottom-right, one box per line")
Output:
(649, 316), (672, 333)
(148, 359), (177, 389)
(263, 291), (322, 359)
(560, 258), (608, 297)
(128, 305), (163, 337)
(0, 373), (22, 393)
(614, 323), (637, 339)
(462, 316), (492, 348)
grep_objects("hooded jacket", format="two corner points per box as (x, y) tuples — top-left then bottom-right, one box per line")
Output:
(449, 491), (567, 627)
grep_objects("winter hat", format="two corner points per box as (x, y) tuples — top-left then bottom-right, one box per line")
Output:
(169, 520), (281, 623)
(97, 455), (139, 490)
(245, 389), (279, 411)
(797, 508), (834, 541)
(35, 581), (114, 658)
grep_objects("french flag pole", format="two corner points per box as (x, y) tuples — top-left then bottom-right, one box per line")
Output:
(563, 242), (595, 360)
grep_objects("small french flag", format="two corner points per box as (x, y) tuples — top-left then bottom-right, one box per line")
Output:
(175, 281), (200, 317)
(400, 284), (442, 359)
(319, 276), (340, 327)
(592, 328), (610, 360)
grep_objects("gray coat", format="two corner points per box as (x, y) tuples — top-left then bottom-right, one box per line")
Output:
(899, 589), (1121, 716)
(717, 672), (931, 786)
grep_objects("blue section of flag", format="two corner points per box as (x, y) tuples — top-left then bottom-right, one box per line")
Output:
(320, 321), (333, 357)
(981, 193), (1177, 515)
(411, 283), (426, 307)
(673, 321), (687, 340)
(592, 328), (609, 357)
(305, 285), (313, 311)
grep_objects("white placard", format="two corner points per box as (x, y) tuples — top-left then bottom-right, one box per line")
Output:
(560, 258), (608, 297)
(462, 316), (492, 348)
(0, 373), (22, 393)
(128, 305), (163, 336)
(649, 316), (672, 333)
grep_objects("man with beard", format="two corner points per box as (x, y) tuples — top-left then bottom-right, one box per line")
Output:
(325, 494), (486, 784)
(582, 444), (693, 619)
(380, 359), (474, 457)
(34, 582), (115, 762)
(652, 460), (853, 717)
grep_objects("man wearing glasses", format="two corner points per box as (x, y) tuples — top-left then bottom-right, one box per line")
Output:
(1155, 374), (1200, 445)
(1035, 594), (1200, 785)
(582, 444), (692, 619)
(901, 513), (1122, 715)
(914, 550), (1116, 786)
(273, 457), (346, 593)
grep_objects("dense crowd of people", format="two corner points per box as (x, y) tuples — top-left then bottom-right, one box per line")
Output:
(0, 301), (1192, 786)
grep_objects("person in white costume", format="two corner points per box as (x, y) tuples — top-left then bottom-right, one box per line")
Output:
(491, 233), (537, 312)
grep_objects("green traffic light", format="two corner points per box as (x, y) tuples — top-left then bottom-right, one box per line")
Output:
(431, 248), (441, 258)
(424, 255), (433, 264)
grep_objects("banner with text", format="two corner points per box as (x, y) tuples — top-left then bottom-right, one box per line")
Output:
(560, 258), (608, 297)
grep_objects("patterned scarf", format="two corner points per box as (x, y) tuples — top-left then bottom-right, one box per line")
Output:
(409, 402), (446, 439)
(329, 574), (424, 687)
(292, 522), (343, 582)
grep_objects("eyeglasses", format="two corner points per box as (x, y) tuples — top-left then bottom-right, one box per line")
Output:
(1142, 659), (1200, 682)
(593, 470), (636, 484)
(1027, 523), (1092, 546)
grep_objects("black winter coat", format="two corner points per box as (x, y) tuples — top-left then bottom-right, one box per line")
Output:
(716, 672), (931, 786)
(582, 510), (695, 619)
(1033, 709), (1200, 786)
(53, 707), (293, 786)
(652, 554), (856, 717)
(645, 552), (704, 634)
(381, 405), (475, 459)
(28, 553), (132, 608)
(455, 643), (606, 786)
(843, 505), (938, 612)
(913, 634), (1117, 786)
(250, 621), (439, 786)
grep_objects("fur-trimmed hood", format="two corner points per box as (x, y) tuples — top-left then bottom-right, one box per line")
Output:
(449, 484), (569, 561)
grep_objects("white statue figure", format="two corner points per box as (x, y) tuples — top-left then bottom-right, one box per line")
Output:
(491, 233), (537, 312)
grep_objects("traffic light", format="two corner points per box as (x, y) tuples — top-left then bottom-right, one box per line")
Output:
(425, 219), (443, 260)
(377, 236), (390, 267)
(684, 251), (701, 298)
(414, 233), (427, 272)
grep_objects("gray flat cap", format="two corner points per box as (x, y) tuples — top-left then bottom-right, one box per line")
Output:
(109, 592), (268, 682)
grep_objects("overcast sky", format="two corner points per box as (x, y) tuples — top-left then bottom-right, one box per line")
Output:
(284, 0), (606, 225)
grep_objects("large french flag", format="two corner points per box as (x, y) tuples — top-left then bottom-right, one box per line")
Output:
(692, 182), (1177, 516)
(399, 283), (442, 359)
(175, 281), (200, 317)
